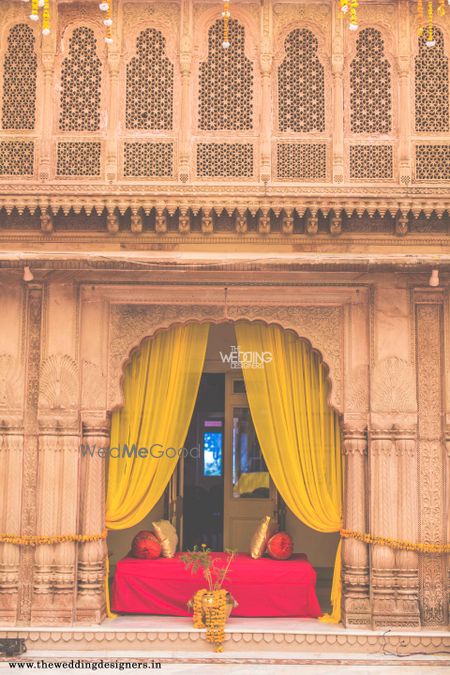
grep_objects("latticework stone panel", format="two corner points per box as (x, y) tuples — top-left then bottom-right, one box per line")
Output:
(59, 27), (102, 132)
(350, 28), (391, 133)
(276, 143), (327, 180)
(126, 28), (173, 130)
(123, 142), (173, 177)
(2, 24), (37, 130)
(415, 144), (450, 180)
(197, 143), (253, 177)
(56, 141), (101, 176)
(278, 28), (325, 133)
(0, 140), (34, 175)
(349, 145), (393, 179)
(199, 19), (253, 130)
(415, 28), (449, 133)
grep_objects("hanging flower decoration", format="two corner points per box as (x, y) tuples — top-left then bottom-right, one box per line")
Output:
(338, 1), (447, 44)
(339, 1), (358, 30)
(99, 2), (113, 44)
(222, 0), (231, 49)
(22, 0), (50, 35)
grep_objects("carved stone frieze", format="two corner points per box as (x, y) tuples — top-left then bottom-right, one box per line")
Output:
(416, 302), (447, 627)
(345, 364), (369, 413)
(0, 354), (23, 410)
(371, 357), (416, 413)
(39, 354), (78, 410)
(16, 285), (43, 624)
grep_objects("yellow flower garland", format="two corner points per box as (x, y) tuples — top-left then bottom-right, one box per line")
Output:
(0, 529), (108, 547)
(340, 529), (450, 554)
(192, 589), (228, 652)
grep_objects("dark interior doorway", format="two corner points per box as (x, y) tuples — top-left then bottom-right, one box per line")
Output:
(182, 373), (225, 550)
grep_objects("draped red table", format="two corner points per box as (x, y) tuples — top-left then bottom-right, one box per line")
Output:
(111, 552), (322, 618)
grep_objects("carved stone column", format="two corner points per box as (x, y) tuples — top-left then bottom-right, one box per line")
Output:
(105, 50), (120, 182)
(32, 420), (80, 625)
(259, 0), (272, 183)
(0, 425), (23, 625)
(331, 0), (344, 182)
(397, 0), (412, 184)
(179, 1), (192, 183)
(16, 285), (43, 625)
(415, 297), (447, 627)
(341, 426), (370, 627)
(395, 427), (420, 628)
(76, 417), (109, 623)
(38, 35), (56, 182)
(370, 427), (398, 628)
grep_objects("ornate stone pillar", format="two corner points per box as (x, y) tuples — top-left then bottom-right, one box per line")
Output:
(32, 420), (80, 625)
(370, 427), (398, 628)
(394, 427), (420, 628)
(397, 0), (412, 184)
(105, 48), (121, 183)
(0, 425), (23, 625)
(415, 296), (447, 627)
(179, 0), (192, 183)
(331, 0), (344, 183)
(38, 23), (56, 183)
(341, 426), (370, 627)
(76, 417), (109, 623)
(259, 0), (272, 183)
(16, 285), (43, 625)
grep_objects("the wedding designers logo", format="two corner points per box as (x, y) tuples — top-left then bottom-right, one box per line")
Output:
(219, 345), (273, 369)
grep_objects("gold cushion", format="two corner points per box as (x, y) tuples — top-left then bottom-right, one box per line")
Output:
(250, 516), (277, 559)
(152, 520), (178, 558)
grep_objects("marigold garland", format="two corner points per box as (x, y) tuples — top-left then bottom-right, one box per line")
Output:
(0, 529), (108, 547)
(340, 529), (450, 554)
(192, 589), (228, 652)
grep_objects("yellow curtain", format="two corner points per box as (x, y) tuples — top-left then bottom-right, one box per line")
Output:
(234, 321), (343, 623)
(106, 322), (210, 530)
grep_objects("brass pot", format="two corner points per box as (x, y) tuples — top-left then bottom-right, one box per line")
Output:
(188, 590), (238, 619)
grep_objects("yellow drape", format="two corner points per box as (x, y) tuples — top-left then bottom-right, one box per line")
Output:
(104, 323), (210, 617)
(106, 323), (210, 529)
(235, 322), (343, 623)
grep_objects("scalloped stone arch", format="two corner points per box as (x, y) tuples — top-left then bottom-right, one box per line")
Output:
(107, 304), (344, 414)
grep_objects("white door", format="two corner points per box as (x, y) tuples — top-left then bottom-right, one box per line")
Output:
(223, 373), (278, 551)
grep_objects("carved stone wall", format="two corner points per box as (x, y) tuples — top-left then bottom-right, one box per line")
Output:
(0, 271), (448, 629)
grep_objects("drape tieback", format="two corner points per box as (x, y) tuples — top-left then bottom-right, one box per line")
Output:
(0, 529), (108, 546)
(340, 529), (450, 554)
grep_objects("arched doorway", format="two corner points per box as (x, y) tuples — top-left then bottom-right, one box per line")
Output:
(106, 318), (342, 619)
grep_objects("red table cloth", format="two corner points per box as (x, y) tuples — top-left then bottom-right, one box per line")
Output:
(111, 552), (322, 618)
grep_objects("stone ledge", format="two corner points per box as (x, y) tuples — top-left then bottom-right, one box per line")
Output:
(1, 627), (449, 655)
